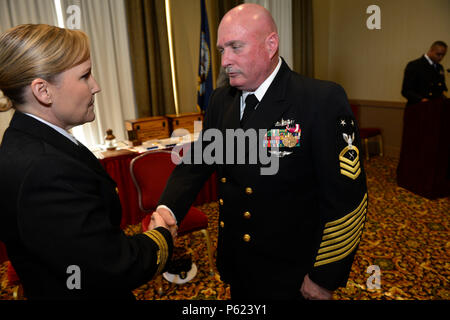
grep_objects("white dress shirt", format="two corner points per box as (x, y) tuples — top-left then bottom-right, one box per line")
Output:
(424, 54), (434, 66)
(240, 57), (282, 119)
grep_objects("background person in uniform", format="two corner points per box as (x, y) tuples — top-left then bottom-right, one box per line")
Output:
(154, 4), (368, 300)
(401, 41), (448, 106)
(0, 24), (173, 300)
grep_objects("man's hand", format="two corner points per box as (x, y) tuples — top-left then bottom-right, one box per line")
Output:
(148, 211), (168, 230)
(300, 274), (333, 300)
(149, 207), (178, 239)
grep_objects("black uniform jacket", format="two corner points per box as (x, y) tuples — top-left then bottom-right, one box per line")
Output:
(0, 111), (172, 299)
(159, 60), (368, 293)
(401, 55), (447, 105)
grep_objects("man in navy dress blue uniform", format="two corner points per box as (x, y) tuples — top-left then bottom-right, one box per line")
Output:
(155, 3), (368, 300)
(402, 41), (447, 106)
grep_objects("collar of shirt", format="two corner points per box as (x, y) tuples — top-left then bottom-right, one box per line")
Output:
(240, 57), (282, 119)
(24, 112), (79, 145)
(424, 54), (434, 66)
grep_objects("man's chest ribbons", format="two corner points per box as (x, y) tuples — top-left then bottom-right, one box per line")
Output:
(264, 118), (301, 157)
(338, 116), (361, 180)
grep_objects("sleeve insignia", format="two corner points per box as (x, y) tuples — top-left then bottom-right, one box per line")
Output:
(143, 230), (169, 276)
(314, 193), (368, 267)
(338, 117), (361, 180)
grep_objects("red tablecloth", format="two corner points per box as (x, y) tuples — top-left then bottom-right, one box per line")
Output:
(0, 149), (218, 264)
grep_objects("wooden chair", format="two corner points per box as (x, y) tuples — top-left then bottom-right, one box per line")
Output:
(351, 104), (383, 160)
(4, 261), (24, 299)
(130, 150), (215, 294)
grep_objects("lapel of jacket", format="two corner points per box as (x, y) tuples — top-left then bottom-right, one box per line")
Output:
(420, 56), (439, 74)
(9, 111), (115, 184)
(221, 86), (241, 131)
(242, 59), (292, 132)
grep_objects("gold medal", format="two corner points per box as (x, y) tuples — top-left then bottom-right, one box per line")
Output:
(282, 133), (297, 148)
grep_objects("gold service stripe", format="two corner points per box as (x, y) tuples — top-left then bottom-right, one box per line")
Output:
(318, 222), (365, 254)
(322, 208), (366, 241)
(314, 238), (361, 267)
(324, 200), (367, 233)
(316, 229), (363, 261)
(318, 217), (366, 251)
(325, 194), (368, 228)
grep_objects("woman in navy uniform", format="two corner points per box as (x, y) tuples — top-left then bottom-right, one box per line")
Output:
(0, 24), (172, 299)
(156, 4), (368, 300)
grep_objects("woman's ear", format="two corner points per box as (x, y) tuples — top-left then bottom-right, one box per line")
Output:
(30, 78), (52, 105)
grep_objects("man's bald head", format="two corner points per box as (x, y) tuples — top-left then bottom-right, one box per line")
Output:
(217, 4), (279, 91)
(220, 3), (278, 38)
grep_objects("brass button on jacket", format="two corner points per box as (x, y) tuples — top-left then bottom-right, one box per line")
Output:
(243, 234), (251, 242)
(245, 187), (253, 195)
(219, 199), (224, 205)
(220, 221), (224, 228)
(221, 177), (227, 183)
(243, 211), (251, 219)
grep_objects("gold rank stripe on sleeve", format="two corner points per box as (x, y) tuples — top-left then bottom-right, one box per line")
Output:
(143, 230), (169, 276)
(314, 193), (368, 267)
(339, 146), (361, 180)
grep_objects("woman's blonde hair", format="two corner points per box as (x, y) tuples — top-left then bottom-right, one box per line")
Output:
(0, 24), (90, 111)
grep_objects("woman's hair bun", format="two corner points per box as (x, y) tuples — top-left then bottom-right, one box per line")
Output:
(0, 90), (13, 111)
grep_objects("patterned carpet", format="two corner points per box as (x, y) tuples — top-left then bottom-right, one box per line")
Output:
(1, 156), (449, 300)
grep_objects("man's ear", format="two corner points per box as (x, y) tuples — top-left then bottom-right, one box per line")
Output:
(30, 78), (52, 105)
(266, 32), (279, 59)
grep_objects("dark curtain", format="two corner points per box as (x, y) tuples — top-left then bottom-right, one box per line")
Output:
(124, 0), (175, 117)
(292, 0), (314, 77)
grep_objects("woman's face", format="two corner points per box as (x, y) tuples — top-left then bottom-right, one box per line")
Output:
(48, 59), (101, 130)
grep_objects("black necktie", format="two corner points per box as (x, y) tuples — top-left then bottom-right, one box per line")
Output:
(241, 94), (259, 127)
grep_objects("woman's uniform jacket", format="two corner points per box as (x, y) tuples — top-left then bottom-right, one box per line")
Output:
(0, 111), (172, 299)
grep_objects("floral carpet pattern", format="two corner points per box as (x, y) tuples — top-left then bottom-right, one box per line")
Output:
(1, 156), (449, 300)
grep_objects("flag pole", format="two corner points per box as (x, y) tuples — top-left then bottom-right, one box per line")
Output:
(165, 0), (179, 115)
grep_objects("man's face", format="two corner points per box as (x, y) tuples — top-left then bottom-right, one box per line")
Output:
(428, 45), (447, 63)
(217, 21), (272, 92)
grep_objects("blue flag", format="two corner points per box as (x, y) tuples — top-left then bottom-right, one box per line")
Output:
(197, 0), (213, 112)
